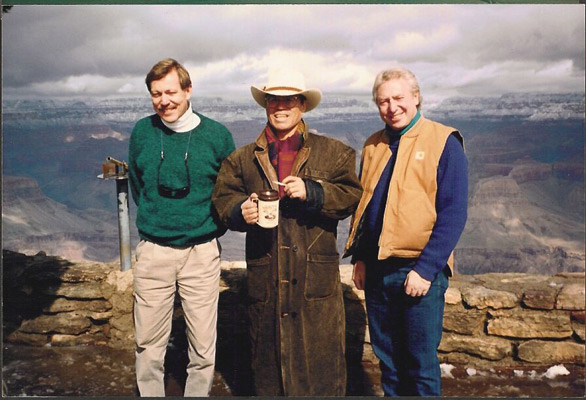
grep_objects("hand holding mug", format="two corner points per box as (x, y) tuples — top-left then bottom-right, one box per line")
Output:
(254, 189), (279, 228)
(241, 193), (259, 225)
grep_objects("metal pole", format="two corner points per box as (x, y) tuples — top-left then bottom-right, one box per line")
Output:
(115, 178), (132, 272)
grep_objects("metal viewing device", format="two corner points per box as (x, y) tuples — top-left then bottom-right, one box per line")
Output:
(98, 156), (131, 272)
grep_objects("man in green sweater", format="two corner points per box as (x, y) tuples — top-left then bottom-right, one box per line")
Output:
(128, 58), (235, 397)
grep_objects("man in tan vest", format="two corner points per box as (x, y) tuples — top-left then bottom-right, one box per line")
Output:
(344, 67), (468, 396)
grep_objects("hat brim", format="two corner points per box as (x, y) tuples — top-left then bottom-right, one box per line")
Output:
(251, 86), (322, 112)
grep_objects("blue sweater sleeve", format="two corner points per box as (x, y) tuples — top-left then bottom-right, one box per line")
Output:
(413, 134), (468, 281)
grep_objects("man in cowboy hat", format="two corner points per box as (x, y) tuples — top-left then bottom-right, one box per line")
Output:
(212, 68), (362, 396)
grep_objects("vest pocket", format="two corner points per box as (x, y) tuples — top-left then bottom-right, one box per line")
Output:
(246, 256), (271, 304)
(395, 188), (435, 250)
(304, 254), (340, 300)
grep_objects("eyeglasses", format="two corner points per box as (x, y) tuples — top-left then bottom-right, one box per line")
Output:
(265, 95), (303, 108)
(157, 131), (192, 199)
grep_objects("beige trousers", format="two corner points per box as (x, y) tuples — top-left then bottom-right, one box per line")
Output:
(133, 239), (221, 397)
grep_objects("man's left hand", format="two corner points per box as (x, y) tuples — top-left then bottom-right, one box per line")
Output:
(282, 176), (306, 201)
(404, 270), (431, 297)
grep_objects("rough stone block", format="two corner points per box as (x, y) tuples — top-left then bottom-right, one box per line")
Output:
(438, 351), (515, 369)
(351, 287), (365, 301)
(554, 272), (586, 279)
(101, 269), (134, 300)
(42, 298), (112, 313)
(19, 313), (91, 335)
(110, 313), (134, 333)
(572, 320), (585, 342)
(108, 292), (134, 314)
(439, 332), (512, 360)
(108, 328), (135, 349)
(340, 264), (366, 301)
(461, 286), (519, 309)
(461, 273), (550, 298)
(339, 264), (353, 284)
(5, 293), (53, 315)
(362, 343), (379, 365)
(84, 311), (113, 321)
(556, 284), (585, 311)
(443, 306), (486, 335)
(344, 285), (366, 302)
(5, 331), (49, 346)
(51, 332), (107, 346)
(517, 340), (585, 364)
(219, 267), (246, 291)
(53, 263), (113, 283)
(445, 287), (462, 305)
(41, 282), (104, 300)
(219, 279), (231, 293)
(522, 287), (558, 310)
(571, 311), (585, 323)
(18, 262), (114, 290)
(487, 309), (573, 339)
(364, 326), (371, 344)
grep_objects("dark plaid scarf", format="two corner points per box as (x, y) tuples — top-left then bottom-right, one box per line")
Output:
(265, 122), (305, 197)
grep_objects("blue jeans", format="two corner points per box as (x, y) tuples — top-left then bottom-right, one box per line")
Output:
(365, 258), (448, 396)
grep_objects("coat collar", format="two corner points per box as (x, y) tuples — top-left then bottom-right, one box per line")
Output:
(385, 110), (421, 137)
(401, 114), (426, 138)
(254, 119), (310, 150)
(254, 120), (312, 190)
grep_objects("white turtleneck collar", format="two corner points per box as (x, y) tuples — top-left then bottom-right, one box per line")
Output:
(161, 102), (201, 133)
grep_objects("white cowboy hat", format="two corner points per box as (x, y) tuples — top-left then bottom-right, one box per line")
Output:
(251, 68), (322, 112)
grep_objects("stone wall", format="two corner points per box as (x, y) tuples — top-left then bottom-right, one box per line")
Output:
(3, 250), (585, 370)
(439, 272), (584, 368)
(3, 250), (134, 348)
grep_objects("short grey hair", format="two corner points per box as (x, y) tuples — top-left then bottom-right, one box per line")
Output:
(372, 67), (422, 110)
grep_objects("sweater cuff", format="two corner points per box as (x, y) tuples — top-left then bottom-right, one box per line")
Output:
(303, 178), (324, 213)
(228, 200), (249, 232)
(413, 263), (443, 282)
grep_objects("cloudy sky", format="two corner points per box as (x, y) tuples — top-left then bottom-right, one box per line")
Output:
(2, 4), (584, 102)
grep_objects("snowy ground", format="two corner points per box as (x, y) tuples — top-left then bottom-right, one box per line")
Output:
(3, 343), (584, 397)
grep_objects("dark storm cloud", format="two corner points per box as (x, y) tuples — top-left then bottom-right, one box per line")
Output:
(2, 4), (584, 98)
(2, 5), (248, 88)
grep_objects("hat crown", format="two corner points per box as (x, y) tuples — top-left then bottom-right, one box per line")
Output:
(250, 68), (321, 112)
(263, 68), (306, 92)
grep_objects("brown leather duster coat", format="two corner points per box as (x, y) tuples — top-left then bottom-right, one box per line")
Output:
(212, 124), (362, 396)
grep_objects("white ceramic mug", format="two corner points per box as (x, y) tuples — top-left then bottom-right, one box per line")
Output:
(254, 189), (279, 228)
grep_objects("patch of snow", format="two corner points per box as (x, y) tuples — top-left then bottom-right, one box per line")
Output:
(543, 365), (570, 379)
(466, 368), (477, 376)
(90, 130), (128, 141)
(2, 213), (30, 226)
(440, 363), (455, 379)
(514, 370), (524, 377)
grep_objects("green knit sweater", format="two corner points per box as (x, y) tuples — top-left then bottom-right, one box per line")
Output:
(128, 111), (235, 246)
